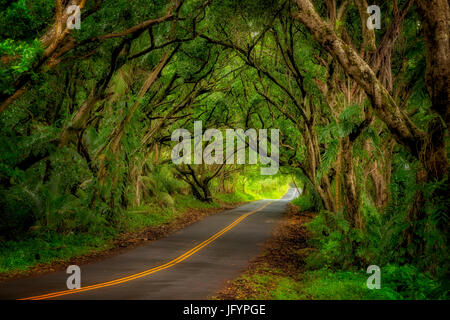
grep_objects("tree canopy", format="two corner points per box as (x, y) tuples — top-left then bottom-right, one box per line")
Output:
(0, 0), (448, 297)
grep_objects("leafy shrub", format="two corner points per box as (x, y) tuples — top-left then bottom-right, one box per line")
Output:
(158, 192), (175, 207)
(305, 210), (367, 269)
(381, 264), (446, 299)
(291, 192), (315, 212)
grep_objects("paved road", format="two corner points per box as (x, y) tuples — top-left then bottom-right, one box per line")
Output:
(0, 189), (298, 300)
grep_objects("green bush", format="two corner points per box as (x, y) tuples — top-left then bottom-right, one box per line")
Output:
(381, 264), (446, 299)
(305, 210), (367, 269)
(142, 164), (185, 197)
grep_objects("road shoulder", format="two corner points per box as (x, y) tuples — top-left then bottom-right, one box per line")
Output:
(213, 203), (315, 299)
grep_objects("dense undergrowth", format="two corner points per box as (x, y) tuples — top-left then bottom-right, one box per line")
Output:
(290, 171), (449, 299)
(220, 189), (448, 300)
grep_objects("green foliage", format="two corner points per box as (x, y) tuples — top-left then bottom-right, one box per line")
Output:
(0, 0), (54, 40)
(296, 266), (443, 300)
(237, 271), (303, 300)
(291, 192), (315, 212)
(305, 210), (362, 269)
(0, 39), (43, 94)
(380, 264), (446, 299)
(316, 139), (339, 181)
(142, 164), (186, 197)
(0, 232), (111, 273)
(222, 264), (444, 300)
(230, 169), (290, 200)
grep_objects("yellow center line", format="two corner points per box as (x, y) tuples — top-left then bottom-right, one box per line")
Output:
(19, 201), (273, 300)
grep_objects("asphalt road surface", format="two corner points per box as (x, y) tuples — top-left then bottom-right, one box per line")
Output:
(0, 188), (299, 300)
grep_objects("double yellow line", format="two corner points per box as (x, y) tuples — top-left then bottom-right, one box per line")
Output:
(19, 201), (273, 300)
